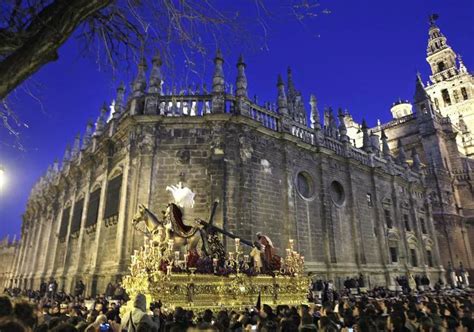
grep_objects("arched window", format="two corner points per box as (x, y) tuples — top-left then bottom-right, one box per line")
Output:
(420, 217), (427, 234)
(384, 209), (393, 229)
(437, 61), (445, 72)
(104, 174), (123, 221)
(461, 87), (468, 100)
(403, 213), (411, 231)
(59, 206), (71, 240)
(441, 89), (451, 106)
(70, 198), (84, 234)
(426, 250), (433, 267)
(86, 188), (101, 227)
(410, 248), (418, 267)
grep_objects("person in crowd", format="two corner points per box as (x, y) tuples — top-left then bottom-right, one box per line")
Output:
(0, 283), (473, 331)
(0, 296), (13, 318)
(121, 293), (159, 332)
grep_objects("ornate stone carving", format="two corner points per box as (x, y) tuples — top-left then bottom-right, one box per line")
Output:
(176, 149), (191, 164)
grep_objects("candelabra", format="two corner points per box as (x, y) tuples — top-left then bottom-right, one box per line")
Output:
(223, 238), (250, 274)
(281, 239), (305, 276)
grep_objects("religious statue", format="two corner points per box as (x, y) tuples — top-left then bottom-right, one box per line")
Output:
(132, 183), (210, 256)
(250, 242), (263, 273)
(256, 232), (275, 265)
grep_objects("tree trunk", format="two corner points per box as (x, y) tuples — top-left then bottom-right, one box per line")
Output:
(0, 0), (112, 99)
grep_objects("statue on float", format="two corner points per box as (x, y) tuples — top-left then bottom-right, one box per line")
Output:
(132, 182), (281, 271)
(132, 182), (211, 256)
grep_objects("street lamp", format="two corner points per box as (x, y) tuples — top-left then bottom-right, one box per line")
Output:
(0, 165), (5, 190)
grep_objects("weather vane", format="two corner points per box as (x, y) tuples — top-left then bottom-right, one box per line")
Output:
(429, 13), (439, 26)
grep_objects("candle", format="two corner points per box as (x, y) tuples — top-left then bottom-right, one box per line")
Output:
(213, 258), (218, 267)
(235, 238), (240, 248)
(174, 251), (180, 261)
(286, 248), (291, 257)
(289, 239), (294, 250)
(167, 265), (172, 275)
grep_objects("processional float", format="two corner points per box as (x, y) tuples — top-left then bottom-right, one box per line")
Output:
(123, 183), (309, 311)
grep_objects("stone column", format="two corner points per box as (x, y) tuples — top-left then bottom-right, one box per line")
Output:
(121, 125), (156, 270)
(370, 172), (391, 284)
(317, 157), (334, 269)
(30, 209), (46, 287)
(37, 208), (52, 280)
(407, 183), (426, 269)
(390, 177), (409, 274)
(51, 191), (68, 277)
(72, 170), (92, 280)
(115, 154), (131, 276)
(11, 224), (27, 286)
(59, 188), (77, 291)
(89, 156), (109, 295)
(424, 198), (445, 283)
(347, 163), (365, 267)
(19, 221), (35, 285)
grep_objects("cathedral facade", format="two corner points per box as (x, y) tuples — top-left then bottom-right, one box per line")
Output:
(343, 19), (474, 272)
(3, 19), (472, 295)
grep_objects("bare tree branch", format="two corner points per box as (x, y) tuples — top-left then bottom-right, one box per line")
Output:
(0, 0), (112, 99)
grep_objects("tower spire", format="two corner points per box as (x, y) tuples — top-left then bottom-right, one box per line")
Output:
(132, 56), (147, 97)
(361, 119), (372, 153)
(235, 54), (248, 98)
(72, 133), (81, 157)
(94, 103), (107, 136)
(82, 120), (93, 150)
(381, 129), (391, 160)
(411, 148), (421, 172)
(114, 82), (125, 118)
(212, 49), (225, 94)
(287, 67), (297, 102)
(338, 108), (349, 143)
(426, 15), (458, 83)
(414, 73), (435, 116)
(148, 50), (163, 94)
(277, 74), (289, 116)
(309, 94), (321, 130)
(414, 72), (430, 103)
(397, 139), (408, 167)
(458, 54), (468, 74)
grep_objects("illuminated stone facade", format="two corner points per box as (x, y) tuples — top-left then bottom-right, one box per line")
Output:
(0, 237), (19, 289)
(6, 20), (473, 296)
(344, 20), (474, 272)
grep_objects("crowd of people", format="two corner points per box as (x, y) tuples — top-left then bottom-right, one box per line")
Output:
(0, 283), (472, 331)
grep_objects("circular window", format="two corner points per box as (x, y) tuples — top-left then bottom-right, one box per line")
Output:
(330, 181), (345, 205)
(296, 171), (314, 199)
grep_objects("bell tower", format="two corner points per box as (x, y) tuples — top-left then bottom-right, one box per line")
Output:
(426, 14), (458, 84)
(422, 14), (474, 157)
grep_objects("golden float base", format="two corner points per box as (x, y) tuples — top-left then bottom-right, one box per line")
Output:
(123, 271), (310, 312)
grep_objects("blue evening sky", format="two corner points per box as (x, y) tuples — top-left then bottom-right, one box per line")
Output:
(0, 1), (473, 239)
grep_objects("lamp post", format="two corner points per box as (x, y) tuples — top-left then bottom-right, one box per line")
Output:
(0, 165), (5, 191)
